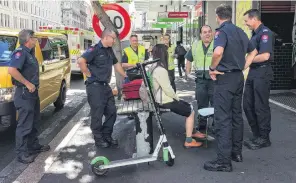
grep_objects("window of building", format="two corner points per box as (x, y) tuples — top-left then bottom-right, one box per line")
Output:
(13, 17), (17, 28)
(6, 15), (10, 27)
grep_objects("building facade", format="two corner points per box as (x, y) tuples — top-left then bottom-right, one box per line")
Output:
(0, 0), (61, 30)
(61, 1), (88, 29)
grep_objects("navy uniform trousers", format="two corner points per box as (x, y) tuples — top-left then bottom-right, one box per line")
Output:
(86, 82), (117, 140)
(214, 71), (244, 163)
(243, 64), (273, 138)
(14, 87), (40, 156)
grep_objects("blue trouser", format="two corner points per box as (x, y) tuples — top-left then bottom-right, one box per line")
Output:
(14, 87), (40, 156)
(243, 64), (273, 138)
(86, 82), (117, 140)
(195, 77), (214, 128)
(214, 72), (244, 163)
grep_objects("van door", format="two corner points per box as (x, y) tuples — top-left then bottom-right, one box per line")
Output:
(38, 37), (61, 109)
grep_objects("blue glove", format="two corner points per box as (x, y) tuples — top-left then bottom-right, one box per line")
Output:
(123, 77), (130, 84)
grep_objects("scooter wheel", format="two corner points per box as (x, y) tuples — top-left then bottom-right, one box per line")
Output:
(165, 153), (174, 167)
(91, 160), (109, 176)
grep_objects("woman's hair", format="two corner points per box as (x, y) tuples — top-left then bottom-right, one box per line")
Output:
(152, 44), (168, 70)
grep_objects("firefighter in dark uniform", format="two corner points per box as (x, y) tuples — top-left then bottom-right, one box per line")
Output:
(243, 9), (274, 150)
(203, 5), (257, 172)
(77, 29), (127, 148)
(8, 29), (50, 164)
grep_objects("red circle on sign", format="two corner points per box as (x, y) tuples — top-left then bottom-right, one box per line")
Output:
(92, 3), (131, 40)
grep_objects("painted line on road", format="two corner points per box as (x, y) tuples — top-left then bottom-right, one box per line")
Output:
(11, 104), (90, 183)
(269, 99), (296, 113)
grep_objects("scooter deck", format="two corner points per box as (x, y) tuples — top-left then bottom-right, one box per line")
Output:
(99, 155), (158, 169)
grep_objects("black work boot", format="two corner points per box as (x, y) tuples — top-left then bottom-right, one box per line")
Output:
(29, 144), (51, 155)
(243, 134), (259, 148)
(245, 137), (271, 150)
(204, 159), (232, 172)
(17, 154), (37, 164)
(231, 153), (243, 162)
(104, 136), (118, 146)
(95, 138), (110, 148)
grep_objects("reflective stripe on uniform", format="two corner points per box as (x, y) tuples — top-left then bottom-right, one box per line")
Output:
(168, 45), (175, 70)
(192, 40), (213, 70)
(124, 46), (146, 65)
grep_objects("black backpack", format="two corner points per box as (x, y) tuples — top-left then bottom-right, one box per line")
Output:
(177, 46), (187, 56)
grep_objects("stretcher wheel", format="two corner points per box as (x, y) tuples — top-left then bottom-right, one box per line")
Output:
(90, 157), (109, 176)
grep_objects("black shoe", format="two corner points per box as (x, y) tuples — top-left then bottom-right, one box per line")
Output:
(17, 154), (37, 164)
(104, 136), (118, 146)
(245, 137), (271, 150)
(29, 145), (50, 154)
(95, 138), (110, 148)
(243, 136), (259, 146)
(231, 153), (243, 162)
(204, 159), (232, 172)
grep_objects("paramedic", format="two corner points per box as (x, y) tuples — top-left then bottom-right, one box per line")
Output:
(185, 25), (214, 132)
(162, 34), (177, 92)
(78, 29), (127, 148)
(122, 34), (149, 69)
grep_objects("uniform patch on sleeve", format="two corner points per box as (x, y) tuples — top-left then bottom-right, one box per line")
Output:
(14, 52), (21, 59)
(214, 31), (220, 39)
(261, 35), (269, 43)
(86, 47), (95, 52)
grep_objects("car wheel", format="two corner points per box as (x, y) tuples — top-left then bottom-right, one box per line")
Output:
(54, 81), (67, 109)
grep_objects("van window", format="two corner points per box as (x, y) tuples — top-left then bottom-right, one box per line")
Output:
(50, 37), (69, 59)
(38, 37), (53, 61)
(84, 39), (93, 50)
(0, 36), (18, 63)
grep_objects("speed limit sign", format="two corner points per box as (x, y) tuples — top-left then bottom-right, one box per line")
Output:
(92, 3), (132, 40)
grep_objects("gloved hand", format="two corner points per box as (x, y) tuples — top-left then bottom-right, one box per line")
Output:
(123, 77), (130, 84)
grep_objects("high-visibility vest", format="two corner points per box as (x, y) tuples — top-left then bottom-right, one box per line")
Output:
(124, 45), (146, 65)
(192, 40), (213, 79)
(168, 45), (175, 70)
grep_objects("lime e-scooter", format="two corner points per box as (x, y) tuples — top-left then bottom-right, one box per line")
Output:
(90, 58), (175, 176)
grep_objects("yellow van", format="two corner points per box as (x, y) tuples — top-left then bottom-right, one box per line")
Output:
(0, 29), (71, 132)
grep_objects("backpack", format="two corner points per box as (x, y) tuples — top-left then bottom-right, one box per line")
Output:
(177, 46), (187, 56)
(139, 65), (161, 104)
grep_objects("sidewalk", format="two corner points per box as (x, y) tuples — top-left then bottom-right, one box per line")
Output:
(12, 69), (296, 183)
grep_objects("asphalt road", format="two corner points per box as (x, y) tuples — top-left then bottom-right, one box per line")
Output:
(37, 72), (296, 183)
(0, 74), (87, 183)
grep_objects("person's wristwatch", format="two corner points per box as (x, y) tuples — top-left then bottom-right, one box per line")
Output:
(209, 66), (215, 71)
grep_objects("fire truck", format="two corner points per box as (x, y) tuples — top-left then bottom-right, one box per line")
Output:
(39, 26), (96, 75)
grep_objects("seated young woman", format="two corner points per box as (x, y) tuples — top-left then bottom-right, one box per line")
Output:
(149, 44), (205, 148)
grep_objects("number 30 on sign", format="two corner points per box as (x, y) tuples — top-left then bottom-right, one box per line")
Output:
(92, 3), (132, 40)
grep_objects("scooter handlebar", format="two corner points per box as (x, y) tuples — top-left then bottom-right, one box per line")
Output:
(125, 58), (160, 72)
